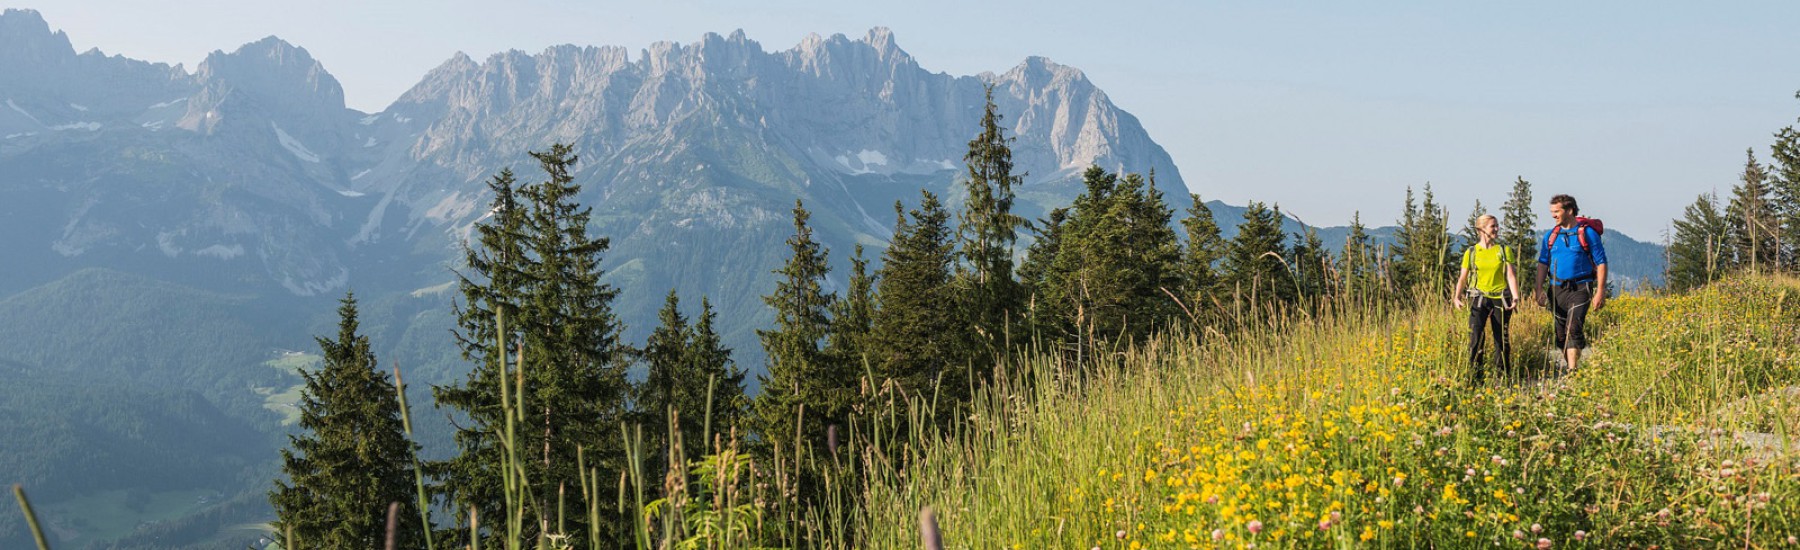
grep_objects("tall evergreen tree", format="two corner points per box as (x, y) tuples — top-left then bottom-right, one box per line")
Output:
(272, 293), (424, 550)
(434, 144), (630, 546)
(1179, 193), (1227, 313)
(1669, 192), (1731, 291)
(638, 290), (693, 466)
(1014, 167), (1181, 347)
(638, 291), (748, 470)
(1220, 201), (1293, 306)
(1763, 128), (1800, 270)
(1338, 212), (1380, 299)
(957, 85), (1028, 356)
(826, 244), (876, 374)
(753, 200), (842, 454)
(1290, 226), (1331, 303)
(687, 296), (748, 445)
(1018, 206), (1071, 340)
(1499, 177), (1538, 296)
(869, 193), (966, 415)
(1391, 184), (1454, 295)
(1726, 148), (1778, 272)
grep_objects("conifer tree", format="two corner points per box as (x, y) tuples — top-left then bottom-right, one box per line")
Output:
(1179, 193), (1227, 313)
(1669, 192), (1730, 291)
(1014, 167), (1180, 346)
(687, 296), (748, 444)
(1726, 148), (1778, 272)
(869, 192), (966, 414)
(753, 200), (842, 454)
(1499, 177), (1538, 296)
(1018, 206), (1071, 340)
(826, 244), (876, 374)
(638, 291), (747, 468)
(1338, 212), (1379, 299)
(638, 290), (693, 466)
(435, 144), (630, 546)
(1220, 201), (1293, 306)
(1391, 185), (1454, 295)
(957, 85), (1028, 356)
(1290, 226), (1331, 303)
(272, 293), (424, 550)
(1771, 127), (1800, 270)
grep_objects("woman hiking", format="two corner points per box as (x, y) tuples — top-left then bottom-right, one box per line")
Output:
(1452, 214), (1521, 386)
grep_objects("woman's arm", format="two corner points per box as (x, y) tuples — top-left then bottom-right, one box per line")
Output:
(1504, 263), (1521, 310)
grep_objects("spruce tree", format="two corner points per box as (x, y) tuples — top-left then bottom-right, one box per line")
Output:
(1499, 177), (1538, 296)
(1290, 226), (1331, 303)
(1018, 206), (1071, 340)
(1179, 193), (1227, 313)
(687, 296), (748, 446)
(957, 85), (1028, 357)
(638, 292), (747, 470)
(638, 290), (693, 467)
(1771, 127), (1800, 270)
(1338, 212), (1379, 299)
(434, 144), (630, 546)
(1669, 192), (1730, 291)
(1220, 201), (1293, 307)
(869, 192), (966, 416)
(1391, 185), (1454, 296)
(826, 244), (876, 375)
(753, 200), (842, 454)
(1730, 147), (1780, 272)
(272, 293), (424, 550)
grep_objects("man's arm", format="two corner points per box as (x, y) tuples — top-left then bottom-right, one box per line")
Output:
(1591, 263), (1607, 311)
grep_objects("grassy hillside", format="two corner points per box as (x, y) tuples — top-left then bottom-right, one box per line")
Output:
(846, 275), (1800, 548)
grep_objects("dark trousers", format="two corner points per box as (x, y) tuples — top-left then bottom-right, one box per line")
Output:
(1550, 282), (1593, 351)
(1468, 296), (1512, 385)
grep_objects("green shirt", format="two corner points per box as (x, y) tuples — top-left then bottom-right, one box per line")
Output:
(1461, 243), (1514, 298)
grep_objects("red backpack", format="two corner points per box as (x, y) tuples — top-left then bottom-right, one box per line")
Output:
(1543, 216), (1604, 254)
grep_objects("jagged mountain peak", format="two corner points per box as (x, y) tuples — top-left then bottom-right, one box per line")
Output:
(197, 35), (340, 96)
(0, 8), (74, 69)
(181, 35), (348, 133)
(787, 27), (916, 72)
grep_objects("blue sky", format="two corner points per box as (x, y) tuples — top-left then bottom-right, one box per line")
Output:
(27, 0), (1800, 238)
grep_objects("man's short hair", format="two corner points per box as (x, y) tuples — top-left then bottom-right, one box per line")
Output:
(1550, 194), (1579, 216)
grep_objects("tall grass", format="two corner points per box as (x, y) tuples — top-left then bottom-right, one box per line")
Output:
(16, 276), (1798, 549)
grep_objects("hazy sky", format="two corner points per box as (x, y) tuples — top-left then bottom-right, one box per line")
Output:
(26, 1), (1800, 238)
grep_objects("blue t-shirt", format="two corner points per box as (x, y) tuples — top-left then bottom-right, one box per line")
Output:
(1537, 225), (1606, 283)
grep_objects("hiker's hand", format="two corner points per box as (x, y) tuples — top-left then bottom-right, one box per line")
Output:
(1591, 295), (1604, 312)
(1535, 293), (1547, 307)
(1504, 300), (1516, 311)
(1452, 297), (1464, 309)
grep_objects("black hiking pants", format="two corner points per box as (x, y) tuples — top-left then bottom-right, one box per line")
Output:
(1550, 281), (1594, 351)
(1467, 294), (1512, 385)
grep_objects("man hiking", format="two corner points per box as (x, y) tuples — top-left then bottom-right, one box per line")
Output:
(1534, 194), (1607, 373)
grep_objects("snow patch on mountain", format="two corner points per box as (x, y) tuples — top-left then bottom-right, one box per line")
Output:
(7, 100), (42, 125)
(270, 122), (321, 163)
(150, 97), (188, 109)
(359, 114), (381, 125)
(68, 103), (87, 111)
(194, 244), (245, 259)
(50, 122), (100, 131)
(835, 149), (892, 175)
(351, 169), (371, 181)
